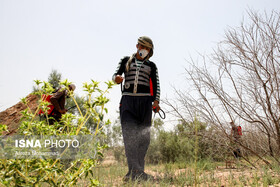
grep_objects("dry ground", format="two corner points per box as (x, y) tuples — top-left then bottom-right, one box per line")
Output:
(95, 152), (280, 187)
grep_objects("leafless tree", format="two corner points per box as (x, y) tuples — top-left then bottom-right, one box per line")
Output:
(164, 10), (280, 167)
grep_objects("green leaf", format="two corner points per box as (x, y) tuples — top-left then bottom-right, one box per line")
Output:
(34, 79), (42, 86)
(90, 179), (100, 186)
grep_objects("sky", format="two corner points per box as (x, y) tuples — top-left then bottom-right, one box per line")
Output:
(0, 0), (279, 127)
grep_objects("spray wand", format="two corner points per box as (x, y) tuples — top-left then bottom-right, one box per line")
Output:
(153, 107), (166, 119)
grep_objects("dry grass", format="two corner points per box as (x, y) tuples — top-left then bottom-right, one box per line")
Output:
(89, 155), (280, 187)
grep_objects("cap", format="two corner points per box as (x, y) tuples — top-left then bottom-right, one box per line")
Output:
(138, 36), (154, 59)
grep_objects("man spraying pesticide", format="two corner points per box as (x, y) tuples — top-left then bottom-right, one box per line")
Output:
(113, 36), (161, 182)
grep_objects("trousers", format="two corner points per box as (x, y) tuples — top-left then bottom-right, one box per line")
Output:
(122, 122), (151, 173)
(119, 95), (153, 173)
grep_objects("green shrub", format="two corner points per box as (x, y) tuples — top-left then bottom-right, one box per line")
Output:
(0, 79), (114, 186)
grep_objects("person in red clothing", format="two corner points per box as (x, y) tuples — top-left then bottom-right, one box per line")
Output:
(230, 121), (242, 158)
(49, 84), (76, 124)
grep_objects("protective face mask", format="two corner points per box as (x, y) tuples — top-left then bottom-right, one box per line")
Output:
(138, 49), (149, 58)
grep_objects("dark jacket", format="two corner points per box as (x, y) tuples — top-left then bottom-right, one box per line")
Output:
(50, 88), (67, 117)
(113, 56), (160, 102)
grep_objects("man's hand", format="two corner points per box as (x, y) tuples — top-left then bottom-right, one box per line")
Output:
(152, 100), (160, 113)
(115, 75), (124, 84)
(59, 109), (67, 114)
